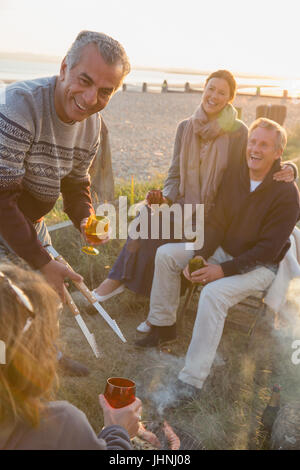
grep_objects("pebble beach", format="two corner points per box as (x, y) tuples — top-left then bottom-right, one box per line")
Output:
(101, 91), (300, 182)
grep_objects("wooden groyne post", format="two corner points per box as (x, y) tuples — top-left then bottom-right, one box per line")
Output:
(184, 82), (191, 92)
(161, 80), (168, 93)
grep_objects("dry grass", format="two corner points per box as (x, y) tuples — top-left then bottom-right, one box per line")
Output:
(50, 225), (300, 450)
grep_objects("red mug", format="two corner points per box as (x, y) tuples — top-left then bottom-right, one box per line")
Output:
(104, 377), (136, 409)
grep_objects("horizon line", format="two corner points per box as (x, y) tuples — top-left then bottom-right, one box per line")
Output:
(0, 50), (299, 81)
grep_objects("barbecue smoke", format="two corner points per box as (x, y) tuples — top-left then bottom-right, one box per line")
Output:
(269, 278), (300, 397)
(273, 278), (300, 340)
(136, 349), (224, 416)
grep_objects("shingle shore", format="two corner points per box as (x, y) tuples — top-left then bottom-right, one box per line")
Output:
(101, 91), (300, 181)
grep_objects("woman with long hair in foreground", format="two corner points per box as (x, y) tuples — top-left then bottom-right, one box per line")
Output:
(0, 263), (141, 450)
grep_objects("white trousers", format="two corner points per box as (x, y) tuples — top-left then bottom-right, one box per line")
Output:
(148, 243), (276, 389)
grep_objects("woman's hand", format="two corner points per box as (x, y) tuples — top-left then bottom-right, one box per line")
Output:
(273, 164), (295, 183)
(146, 189), (168, 206)
(99, 394), (142, 439)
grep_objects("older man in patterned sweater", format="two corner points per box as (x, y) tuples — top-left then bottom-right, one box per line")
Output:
(0, 31), (130, 375)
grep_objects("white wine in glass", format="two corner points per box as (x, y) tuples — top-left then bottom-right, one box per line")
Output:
(81, 214), (110, 256)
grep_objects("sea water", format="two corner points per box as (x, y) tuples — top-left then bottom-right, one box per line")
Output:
(0, 57), (299, 98)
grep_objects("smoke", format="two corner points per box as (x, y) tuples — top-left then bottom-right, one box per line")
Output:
(136, 349), (225, 416)
(273, 278), (300, 338)
(135, 350), (184, 415)
(268, 278), (300, 388)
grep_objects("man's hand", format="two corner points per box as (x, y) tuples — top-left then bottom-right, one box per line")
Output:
(99, 394), (142, 439)
(40, 259), (83, 302)
(273, 164), (295, 182)
(183, 256), (205, 282)
(183, 259), (224, 285)
(80, 217), (110, 246)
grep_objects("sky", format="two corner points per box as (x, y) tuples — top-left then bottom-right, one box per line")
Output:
(0, 0), (299, 77)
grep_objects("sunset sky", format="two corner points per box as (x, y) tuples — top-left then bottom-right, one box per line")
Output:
(0, 0), (299, 78)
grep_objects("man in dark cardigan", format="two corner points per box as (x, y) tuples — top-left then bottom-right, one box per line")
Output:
(136, 118), (300, 397)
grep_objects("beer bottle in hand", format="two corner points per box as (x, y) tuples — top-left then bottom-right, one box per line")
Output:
(188, 258), (206, 285)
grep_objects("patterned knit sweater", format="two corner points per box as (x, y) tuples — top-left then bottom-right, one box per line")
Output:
(0, 76), (100, 269)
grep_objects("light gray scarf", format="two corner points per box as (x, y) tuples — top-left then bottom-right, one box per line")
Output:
(179, 103), (237, 209)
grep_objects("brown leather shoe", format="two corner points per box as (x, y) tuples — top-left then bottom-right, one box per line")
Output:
(58, 355), (89, 377)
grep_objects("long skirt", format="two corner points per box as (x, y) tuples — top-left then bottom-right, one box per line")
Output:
(108, 206), (184, 297)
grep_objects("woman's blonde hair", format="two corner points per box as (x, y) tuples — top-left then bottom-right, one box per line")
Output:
(0, 263), (61, 427)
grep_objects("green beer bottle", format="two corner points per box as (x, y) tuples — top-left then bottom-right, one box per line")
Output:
(188, 257), (205, 284)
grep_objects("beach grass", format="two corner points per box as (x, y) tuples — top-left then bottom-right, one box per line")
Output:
(114, 174), (165, 203)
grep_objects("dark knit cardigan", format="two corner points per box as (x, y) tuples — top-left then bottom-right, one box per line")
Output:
(195, 158), (300, 276)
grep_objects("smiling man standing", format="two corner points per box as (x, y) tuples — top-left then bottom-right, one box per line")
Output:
(0, 31), (130, 375)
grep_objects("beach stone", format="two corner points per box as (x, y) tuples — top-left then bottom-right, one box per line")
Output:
(101, 91), (300, 182)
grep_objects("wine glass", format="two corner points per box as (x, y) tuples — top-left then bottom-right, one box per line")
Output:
(104, 377), (136, 408)
(81, 214), (110, 256)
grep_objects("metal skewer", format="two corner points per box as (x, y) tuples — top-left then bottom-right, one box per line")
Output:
(63, 286), (100, 358)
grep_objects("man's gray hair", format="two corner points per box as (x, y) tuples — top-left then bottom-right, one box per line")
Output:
(249, 117), (287, 151)
(65, 30), (130, 78)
